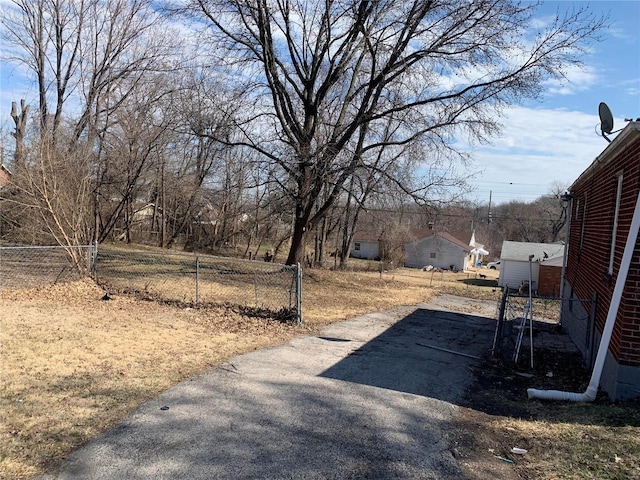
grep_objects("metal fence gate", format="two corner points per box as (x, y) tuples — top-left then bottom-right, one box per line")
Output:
(492, 287), (593, 365)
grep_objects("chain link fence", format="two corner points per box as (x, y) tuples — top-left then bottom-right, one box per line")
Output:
(492, 289), (592, 363)
(96, 247), (301, 321)
(0, 245), (96, 289)
(0, 245), (302, 323)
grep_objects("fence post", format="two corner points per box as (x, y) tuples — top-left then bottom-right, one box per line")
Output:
(491, 286), (509, 358)
(296, 262), (303, 324)
(254, 267), (259, 306)
(89, 241), (98, 279)
(195, 255), (200, 303)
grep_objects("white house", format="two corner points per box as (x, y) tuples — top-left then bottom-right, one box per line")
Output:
(469, 231), (489, 267)
(498, 241), (565, 290)
(404, 232), (471, 271)
(351, 231), (381, 260)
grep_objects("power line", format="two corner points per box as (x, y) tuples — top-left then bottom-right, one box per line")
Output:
(359, 206), (563, 223)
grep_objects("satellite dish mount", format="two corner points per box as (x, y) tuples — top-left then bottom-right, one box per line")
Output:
(599, 102), (614, 143)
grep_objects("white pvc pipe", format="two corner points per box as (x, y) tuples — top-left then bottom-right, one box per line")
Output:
(528, 189), (640, 402)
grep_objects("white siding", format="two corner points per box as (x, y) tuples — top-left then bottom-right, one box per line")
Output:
(498, 260), (540, 289)
(404, 236), (468, 271)
(351, 240), (379, 260)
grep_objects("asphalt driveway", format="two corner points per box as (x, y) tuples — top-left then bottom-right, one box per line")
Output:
(44, 296), (499, 479)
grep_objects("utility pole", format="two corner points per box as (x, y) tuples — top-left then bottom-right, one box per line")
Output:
(488, 190), (493, 224)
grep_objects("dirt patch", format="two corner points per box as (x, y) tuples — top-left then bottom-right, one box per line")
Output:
(452, 347), (640, 480)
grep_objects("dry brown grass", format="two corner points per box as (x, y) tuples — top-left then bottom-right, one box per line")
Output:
(454, 347), (640, 480)
(301, 268), (442, 325)
(2, 264), (637, 480)
(0, 280), (305, 479)
(0, 267), (457, 479)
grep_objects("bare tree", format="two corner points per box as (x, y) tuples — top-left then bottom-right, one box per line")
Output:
(3, 0), (183, 247)
(73, 0), (175, 143)
(3, 0), (59, 134)
(156, 76), (237, 248)
(7, 139), (94, 266)
(93, 83), (172, 243)
(190, 0), (604, 264)
(2, 0), (175, 142)
(534, 182), (571, 242)
(10, 100), (30, 167)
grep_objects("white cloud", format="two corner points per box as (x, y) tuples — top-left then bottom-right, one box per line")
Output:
(544, 65), (599, 95)
(465, 106), (617, 203)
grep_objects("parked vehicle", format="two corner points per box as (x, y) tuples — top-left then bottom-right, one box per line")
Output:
(487, 260), (501, 270)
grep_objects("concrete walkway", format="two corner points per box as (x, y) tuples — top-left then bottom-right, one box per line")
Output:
(45, 297), (499, 480)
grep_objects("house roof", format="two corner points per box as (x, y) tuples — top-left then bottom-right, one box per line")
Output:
(409, 231), (470, 251)
(354, 228), (436, 243)
(354, 229), (476, 252)
(448, 230), (473, 246)
(571, 121), (640, 190)
(540, 255), (564, 267)
(437, 232), (472, 250)
(0, 164), (11, 187)
(500, 241), (564, 262)
(352, 231), (382, 242)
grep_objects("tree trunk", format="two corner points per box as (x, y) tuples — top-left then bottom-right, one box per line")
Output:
(338, 181), (355, 268)
(286, 212), (307, 265)
(10, 100), (30, 168)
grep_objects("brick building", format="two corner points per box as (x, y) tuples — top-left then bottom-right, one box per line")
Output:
(562, 121), (640, 400)
(538, 255), (563, 297)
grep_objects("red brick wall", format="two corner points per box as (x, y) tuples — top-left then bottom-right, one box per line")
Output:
(538, 264), (561, 296)
(566, 133), (640, 367)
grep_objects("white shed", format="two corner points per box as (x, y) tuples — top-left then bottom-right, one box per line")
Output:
(351, 231), (381, 260)
(404, 232), (471, 271)
(498, 241), (565, 290)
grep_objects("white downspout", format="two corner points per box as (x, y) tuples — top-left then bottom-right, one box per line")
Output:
(528, 190), (640, 402)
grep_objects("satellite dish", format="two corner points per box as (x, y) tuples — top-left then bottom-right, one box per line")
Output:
(599, 102), (614, 140)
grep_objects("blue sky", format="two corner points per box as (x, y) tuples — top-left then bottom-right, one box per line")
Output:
(467, 1), (640, 205)
(1, 1), (639, 205)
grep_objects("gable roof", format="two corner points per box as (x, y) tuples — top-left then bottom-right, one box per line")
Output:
(500, 241), (564, 262)
(352, 231), (382, 242)
(408, 231), (470, 251)
(448, 230), (473, 246)
(571, 121), (640, 190)
(353, 229), (475, 252)
(437, 232), (472, 250)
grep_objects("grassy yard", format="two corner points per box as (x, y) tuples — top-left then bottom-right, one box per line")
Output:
(1, 263), (639, 479)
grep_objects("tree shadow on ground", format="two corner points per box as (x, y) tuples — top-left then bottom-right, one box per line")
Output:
(319, 307), (496, 404)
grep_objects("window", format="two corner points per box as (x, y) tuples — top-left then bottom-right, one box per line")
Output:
(608, 173), (623, 275)
(429, 252), (437, 259)
(354, 242), (361, 251)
